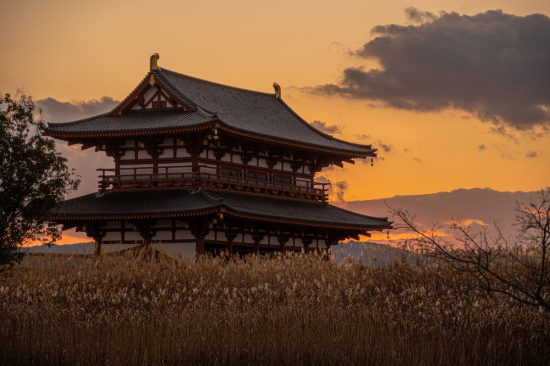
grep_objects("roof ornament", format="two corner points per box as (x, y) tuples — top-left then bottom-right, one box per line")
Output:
(273, 82), (281, 99)
(150, 53), (160, 71)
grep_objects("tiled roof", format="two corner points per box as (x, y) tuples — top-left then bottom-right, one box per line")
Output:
(45, 109), (214, 134)
(51, 189), (389, 230)
(157, 69), (374, 155)
(45, 68), (375, 156)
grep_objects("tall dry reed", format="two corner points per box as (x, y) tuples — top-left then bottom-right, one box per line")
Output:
(1, 252), (548, 366)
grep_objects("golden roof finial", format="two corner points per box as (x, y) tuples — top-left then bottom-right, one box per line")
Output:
(150, 53), (160, 71)
(273, 82), (281, 99)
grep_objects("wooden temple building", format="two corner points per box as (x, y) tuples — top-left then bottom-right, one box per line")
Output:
(46, 54), (390, 258)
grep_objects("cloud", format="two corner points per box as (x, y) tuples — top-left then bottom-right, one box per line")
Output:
(38, 97), (118, 196)
(354, 134), (393, 155)
(37, 96), (119, 123)
(311, 9), (550, 129)
(378, 143), (392, 153)
(334, 180), (348, 203)
(525, 151), (538, 158)
(310, 120), (343, 134)
(490, 125), (519, 143)
(404, 7), (436, 23)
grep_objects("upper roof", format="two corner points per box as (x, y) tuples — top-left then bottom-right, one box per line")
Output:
(50, 189), (390, 231)
(44, 109), (214, 134)
(45, 63), (375, 156)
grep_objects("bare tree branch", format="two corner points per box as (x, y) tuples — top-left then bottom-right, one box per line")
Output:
(389, 189), (550, 311)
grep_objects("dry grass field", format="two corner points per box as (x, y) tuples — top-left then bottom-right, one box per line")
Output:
(1, 251), (548, 366)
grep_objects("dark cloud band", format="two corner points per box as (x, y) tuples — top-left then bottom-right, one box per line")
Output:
(312, 9), (550, 129)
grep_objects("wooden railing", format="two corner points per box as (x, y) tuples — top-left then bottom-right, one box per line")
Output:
(97, 165), (330, 202)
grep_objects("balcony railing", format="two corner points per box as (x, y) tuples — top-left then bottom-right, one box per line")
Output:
(97, 165), (330, 202)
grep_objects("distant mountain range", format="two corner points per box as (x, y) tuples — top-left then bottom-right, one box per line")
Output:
(21, 243), (95, 255)
(343, 188), (542, 239)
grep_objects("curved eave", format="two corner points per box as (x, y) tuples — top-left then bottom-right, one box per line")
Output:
(49, 205), (390, 231)
(44, 119), (376, 157)
(43, 121), (216, 140)
(217, 122), (376, 158)
(223, 208), (390, 231)
(47, 207), (222, 222)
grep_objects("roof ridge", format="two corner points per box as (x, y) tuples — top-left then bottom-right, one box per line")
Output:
(159, 68), (275, 98)
(152, 70), (200, 112)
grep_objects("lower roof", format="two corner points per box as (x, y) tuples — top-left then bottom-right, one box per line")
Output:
(51, 189), (390, 231)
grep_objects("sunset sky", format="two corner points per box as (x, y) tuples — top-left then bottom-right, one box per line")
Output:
(2, 0), (549, 209)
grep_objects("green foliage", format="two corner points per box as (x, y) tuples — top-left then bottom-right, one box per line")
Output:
(0, 93), (79, 269)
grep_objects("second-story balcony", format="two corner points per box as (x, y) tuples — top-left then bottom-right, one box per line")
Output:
(98, 165), (330, 203)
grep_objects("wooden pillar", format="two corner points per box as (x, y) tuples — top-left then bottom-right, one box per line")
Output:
(325, 232), (340, 260)
(145, 140), (163, 176)
(302, 235), (314, 253)
(224, 228), (238, 255)
(277, 232), (290, 250)
(136, 220), (156, 248)
(196, 238), (205, 256)
(186, 137), (205, 185)
(85, 223), (104, 256)
(94, 240), (102, 255)
(252, 230), (265, 255)
(105, 142), (123, 177)
(190, 220), (209, 257)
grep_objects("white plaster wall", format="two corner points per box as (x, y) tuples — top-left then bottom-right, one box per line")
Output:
(136, 167), (154, 175)
(159, 149), (174, 159)
(176, 148), (190, 158)
(175, 230), (193, 240)
(137, 150), (151, 159)
(152, 231), (172, 240)
(120, 150), (136, 160)
(125, 231), (143, 241)
(103, 232), (122, 241)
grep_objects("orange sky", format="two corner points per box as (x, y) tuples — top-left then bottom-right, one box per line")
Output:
(2, 1), (550, 246)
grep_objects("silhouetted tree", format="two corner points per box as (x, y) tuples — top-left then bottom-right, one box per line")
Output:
(0, 93), (79, 269)
(392, 189), (550, 311)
